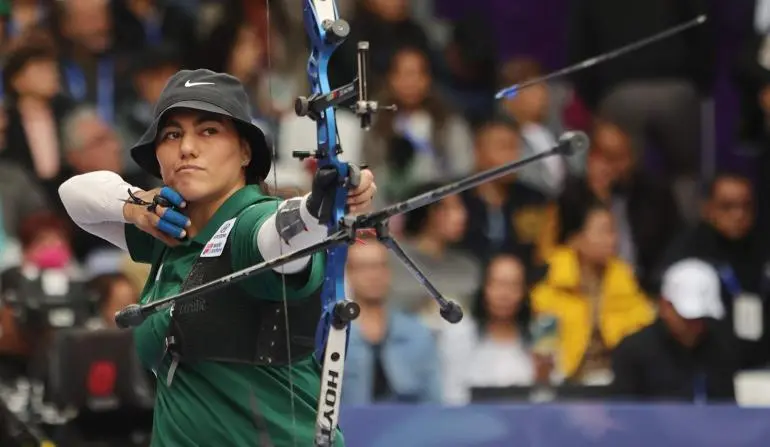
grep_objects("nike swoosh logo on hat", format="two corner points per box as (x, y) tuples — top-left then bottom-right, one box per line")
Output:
(185, 80), (215, 87)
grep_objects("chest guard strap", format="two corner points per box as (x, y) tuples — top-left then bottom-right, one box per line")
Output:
(164, 215), (322, 370)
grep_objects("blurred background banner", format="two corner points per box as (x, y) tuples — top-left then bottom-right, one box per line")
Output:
(340, 404), (770, 447)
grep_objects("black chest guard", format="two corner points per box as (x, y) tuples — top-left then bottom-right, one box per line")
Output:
(163, 226), (322, 373)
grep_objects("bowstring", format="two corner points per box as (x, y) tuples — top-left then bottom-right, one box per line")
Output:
(264, 2), (299, 446)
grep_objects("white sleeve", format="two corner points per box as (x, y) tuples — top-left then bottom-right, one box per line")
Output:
(439, 320), (475, 406)
(58, 171), (142, 251)
(256, 194), (328, 274)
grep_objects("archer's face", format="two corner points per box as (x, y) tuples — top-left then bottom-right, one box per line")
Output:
(155, 109), (251, 202)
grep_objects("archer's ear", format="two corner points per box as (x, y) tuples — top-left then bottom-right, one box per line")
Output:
(240, 138), (252, 166)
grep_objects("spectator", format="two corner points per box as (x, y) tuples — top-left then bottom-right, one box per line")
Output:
(112, 0), (198, 67)
(2, 0), (52, 49)
(0, 211), (80, 377)
(364, 46), (473, 204)
(531, 203), (654, 385)
(498, 58), (584, 197)
(62, 105), (154, 188)
(52, 0), (122, 123)
(343, 236), (442, 404)
(329, 0), (433, 89)
(60, 105), (155, 265)
(0, 32), (74, 203)
(85, 272), (139, 329)
(611, 259), (738, 402)
(438, 14), (498, 127)
(198, 21), (268, 114)
(657, 172), (770, 368)
(459, 117), (549, 270)
(2, 211), (80, 277)
(567, 0), (714, 218)
(0, 162), (50, 269)
(389, 181), (479, 319)
(116, 43), (182, 162)
(538, 119), (683, 292)
(62, 106), (126, 176)
(440, 253), (541, 405)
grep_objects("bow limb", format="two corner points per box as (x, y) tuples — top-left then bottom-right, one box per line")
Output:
(266, 1), (358, 446)
(300, 2), (353, 446)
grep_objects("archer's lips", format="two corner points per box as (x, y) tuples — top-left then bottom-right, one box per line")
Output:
(176, 165), (204, 173)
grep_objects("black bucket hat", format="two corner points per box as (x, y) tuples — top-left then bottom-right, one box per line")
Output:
(130, 69), (271, 184)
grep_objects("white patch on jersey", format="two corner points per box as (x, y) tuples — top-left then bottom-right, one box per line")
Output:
(200, 218), (237, 258)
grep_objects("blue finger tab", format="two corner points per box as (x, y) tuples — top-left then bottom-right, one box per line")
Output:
(156, 219), (185, 239)
(160, 186), (185, 207)
(162, 208), (190, 228)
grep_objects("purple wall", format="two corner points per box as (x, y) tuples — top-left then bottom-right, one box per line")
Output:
(436, 0), (570, 70)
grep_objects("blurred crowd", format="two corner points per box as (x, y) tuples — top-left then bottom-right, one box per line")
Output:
(1, 0), (770, 443)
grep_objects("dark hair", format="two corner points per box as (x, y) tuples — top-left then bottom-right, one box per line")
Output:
(127, 42), (183, 76)
(371, 46), (451, 150)
(472, 113), (521, 140)
(402, 180), (460, 237)
(563, 200), (611, 242)
(18, 211), (72, 250)
(701, 170), (752, 199)
(471, 252), (533, 343)
(86, 272), (134, 312)
(197, 20), (249, 73)
(451, 14), (498, 86)
(386, 135), (416, 172)
(498, 57), (543, 89)
(587, 117), (633, 156)
(2, 32), (58, 103)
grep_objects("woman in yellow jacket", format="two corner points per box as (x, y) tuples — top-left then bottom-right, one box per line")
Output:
(531, 203), (654, 383)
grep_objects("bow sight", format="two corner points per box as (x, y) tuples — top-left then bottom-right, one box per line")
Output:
(292, 41), (397, 162)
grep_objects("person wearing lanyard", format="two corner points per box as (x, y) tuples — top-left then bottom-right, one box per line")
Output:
(63, 57), (115, 123)
(58, 69), (376, 446)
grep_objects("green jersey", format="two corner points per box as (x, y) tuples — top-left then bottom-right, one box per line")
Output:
(125, 185), (342, 446)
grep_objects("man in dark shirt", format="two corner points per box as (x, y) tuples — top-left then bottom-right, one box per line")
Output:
(611, 259), (738, 402)
(657, 172), (770, 369)
(567, 0), (714, 221)
(459, 117), (549, 271)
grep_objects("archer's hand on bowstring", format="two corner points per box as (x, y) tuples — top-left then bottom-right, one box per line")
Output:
(122, 186), (191, 247)
(306, 164), (376, 221)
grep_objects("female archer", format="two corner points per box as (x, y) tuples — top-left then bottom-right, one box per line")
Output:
(58, 69), (376, 446)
